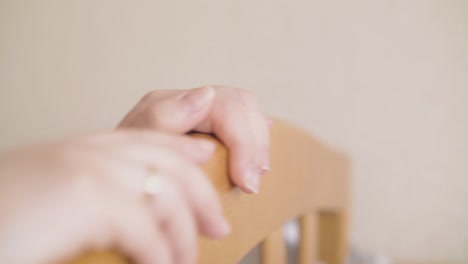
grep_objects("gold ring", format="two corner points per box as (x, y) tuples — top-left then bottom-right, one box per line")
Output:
(144, 166), (162, 196)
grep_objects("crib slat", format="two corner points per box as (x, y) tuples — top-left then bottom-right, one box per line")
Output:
(261, 227), (287, 264)
(318, 211), (348, 264)
(299, 213), (318, 264)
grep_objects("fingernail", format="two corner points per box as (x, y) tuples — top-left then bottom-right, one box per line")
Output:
(261, 154), (271, 175)
(194, 139), (216, 153)
(260, 165), (270, 175)
(181, 86), (215, 112)
(244, 169), (261, 194)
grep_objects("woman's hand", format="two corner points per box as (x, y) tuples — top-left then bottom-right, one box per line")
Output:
(0, 130), (229, 264)
(118, 86), (270, 194)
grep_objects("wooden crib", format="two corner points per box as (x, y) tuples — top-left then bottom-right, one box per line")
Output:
(70, 119), (349, 264)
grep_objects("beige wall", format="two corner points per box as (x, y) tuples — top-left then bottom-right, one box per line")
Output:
(1, 1), (467, 263)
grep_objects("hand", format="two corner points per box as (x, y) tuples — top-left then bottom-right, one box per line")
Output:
(118, 86), (271, 194)
(0, 131), (230, 264)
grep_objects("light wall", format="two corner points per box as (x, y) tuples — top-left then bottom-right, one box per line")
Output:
(1, 1), (467, 263)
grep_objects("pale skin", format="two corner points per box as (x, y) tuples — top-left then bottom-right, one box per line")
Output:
(0, 86), (269, 264)
(119, 85), (271, 194)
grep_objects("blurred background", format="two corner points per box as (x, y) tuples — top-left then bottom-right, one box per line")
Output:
(0, 1), (467, 263)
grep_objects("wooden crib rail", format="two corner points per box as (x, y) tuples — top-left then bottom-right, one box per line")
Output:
(69, 119), (349, 264)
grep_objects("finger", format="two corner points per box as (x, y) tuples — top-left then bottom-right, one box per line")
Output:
(213, 105), (270, 194)
(98, 145), (230, 240)
(117, 89), (180, 128)
(143, 87), (215, 133)
(128, 131), (217, 165)
(164, 158), (231, 239)
(149, 134), (216, 164)
(150, 177), (198, 264)
(85, 130), (216, 165)
(110, 192), (172, 264)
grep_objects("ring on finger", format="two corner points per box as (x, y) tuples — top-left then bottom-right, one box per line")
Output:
(144, 166), (163, 197)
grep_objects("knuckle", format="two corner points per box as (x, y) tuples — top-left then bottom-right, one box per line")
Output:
(142, 90), (160, 101)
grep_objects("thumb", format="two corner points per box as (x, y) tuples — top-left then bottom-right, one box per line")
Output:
(149, 86), (215, 133)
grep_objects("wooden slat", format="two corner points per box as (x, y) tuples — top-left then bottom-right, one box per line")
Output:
(261, 227), (287, 264)
(318, 211), (348, 264)
(299, 213), (318, 264)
